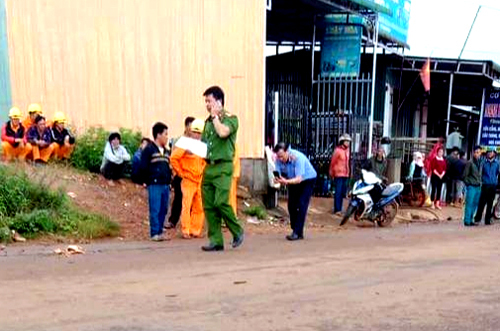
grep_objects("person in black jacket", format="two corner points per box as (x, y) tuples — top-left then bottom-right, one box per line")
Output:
(50, 112), (75, 160)
(140, 122), (172, 241)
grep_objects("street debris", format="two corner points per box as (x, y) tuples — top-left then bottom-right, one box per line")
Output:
(54, 245), (85, 257)
(0, 245), (5, 251)
(67, 192), (77, 198)
(11, 230), (26, 242)
(246, 217), (261, 225)
(233, 280), (247, 285)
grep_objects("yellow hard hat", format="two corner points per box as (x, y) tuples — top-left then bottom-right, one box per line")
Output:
(28, 103), (42, 114)
(8, 107), (22, 119)
(53, 111), (67, 123)
(190, 118), (205, 133)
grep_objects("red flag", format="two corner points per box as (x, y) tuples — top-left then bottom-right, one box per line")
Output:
(420, 58), (431, 92)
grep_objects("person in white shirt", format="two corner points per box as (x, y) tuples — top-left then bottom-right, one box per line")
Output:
(100, 132), (131, 182)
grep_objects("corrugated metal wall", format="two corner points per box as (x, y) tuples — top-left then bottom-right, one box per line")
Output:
(0, 0), (11, 122)
(5, 0), (265, 158)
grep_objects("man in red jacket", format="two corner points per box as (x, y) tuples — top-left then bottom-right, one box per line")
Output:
(329, 134), (351, 215)
(1, 107), (32, 161)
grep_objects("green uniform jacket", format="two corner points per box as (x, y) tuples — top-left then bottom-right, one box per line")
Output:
(463, 159), (482, 186)
(201, 110), (238, 162)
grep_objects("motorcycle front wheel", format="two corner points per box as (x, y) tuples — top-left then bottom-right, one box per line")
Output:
(494, 199), (500, 219)
(378, 201), (399, 227)
(340, 204), (357, 226)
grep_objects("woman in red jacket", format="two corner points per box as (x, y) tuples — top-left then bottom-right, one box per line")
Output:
(430, 147), (447, 209)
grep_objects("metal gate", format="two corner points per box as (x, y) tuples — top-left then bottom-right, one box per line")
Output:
(310, 73), (374, 196)
(265, 73), (374, 196)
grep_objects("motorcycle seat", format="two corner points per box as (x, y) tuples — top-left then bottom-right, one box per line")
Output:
(382, 183), (404, 196)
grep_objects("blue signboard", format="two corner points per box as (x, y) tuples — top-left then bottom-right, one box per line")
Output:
(480, 91), (500, 150)
(320, 15), (363, 78)
(378, 0), (411, 46)
(351, 0), (411, 46)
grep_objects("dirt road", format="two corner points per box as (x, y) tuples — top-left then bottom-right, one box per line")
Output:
(2, 222), (500, 331)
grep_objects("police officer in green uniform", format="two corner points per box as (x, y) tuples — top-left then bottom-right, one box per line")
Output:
(201, 86), (244, 251)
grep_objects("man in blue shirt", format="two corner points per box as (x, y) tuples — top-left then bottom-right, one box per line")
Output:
(475, 149), (499, 225)
(274, 142), (317, 241)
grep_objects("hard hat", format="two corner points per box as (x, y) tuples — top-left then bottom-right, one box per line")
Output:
(53, 111), (67, 123)
(190, 118), (205, 133)
(339, 133), (352, 142)
(28, 103), (42, 114)
(8, 107), (22, 119)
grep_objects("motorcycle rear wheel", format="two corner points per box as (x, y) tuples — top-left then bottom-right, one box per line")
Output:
(378, 201), (398, 227)
(409, 188), (426, 208)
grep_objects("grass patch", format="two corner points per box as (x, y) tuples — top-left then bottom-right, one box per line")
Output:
(0, 164), (119, 243)
(242, 206), (268, 220)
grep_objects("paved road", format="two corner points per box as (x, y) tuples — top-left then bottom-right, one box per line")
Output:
(2, 222), (500, 331)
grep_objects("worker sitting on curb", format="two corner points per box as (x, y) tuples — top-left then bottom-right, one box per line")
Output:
(27, 115), (55, 163)
(170, 118), (206, 239)
(22, 103), (43, 130)
(1, 107), (32, 161)
(50, 111), (75, 160)
(100, 132), (131, 183)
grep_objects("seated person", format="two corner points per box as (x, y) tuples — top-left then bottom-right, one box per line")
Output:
(26, 115), (55, 163)
(131, 137), (151, 184)
(50, 111), (75, 160)
(100, 132), (131, 182)
(408, 151), (427, 183)
(1, 107), (32, 161)
(22, 103), (43, 130)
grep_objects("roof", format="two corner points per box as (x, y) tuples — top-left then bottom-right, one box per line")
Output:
(267, 0), (404, 48)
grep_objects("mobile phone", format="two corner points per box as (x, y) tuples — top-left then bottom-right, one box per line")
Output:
(273, 171), (280, 177)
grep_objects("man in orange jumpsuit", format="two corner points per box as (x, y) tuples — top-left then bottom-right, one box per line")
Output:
(22, 103), (43, 130)
(27, 115), (55, 163)
(170, 119), (206, 239)
(230, 144), (240, 214)
(50, 112), (75, 160)
(1, 107), (32, 161)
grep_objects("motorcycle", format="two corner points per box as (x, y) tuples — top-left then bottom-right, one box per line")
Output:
(401, 177), (427, 207)
(340, 169), (404, 227)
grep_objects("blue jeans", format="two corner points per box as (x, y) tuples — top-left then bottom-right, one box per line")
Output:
(463, 185), (481, 225)
(333, 177), (348, 213)
(148, 184), (170, 237)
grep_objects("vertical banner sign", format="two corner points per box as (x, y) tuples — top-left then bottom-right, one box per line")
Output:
(480, 90), (500, 150)
(320, 15), (362, 78)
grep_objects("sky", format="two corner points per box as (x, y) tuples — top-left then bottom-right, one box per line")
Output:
(406, 0), (500, 64)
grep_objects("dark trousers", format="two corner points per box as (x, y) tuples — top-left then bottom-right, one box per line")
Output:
(430, 174), (444, 202)
(102, 162), (126, 180)
(287, 178), (316, 237)
(147, 184), (170, 237)
(168, 176), (183, 226)
(333, 177), (348, 213)
(475, 184), (496, 224)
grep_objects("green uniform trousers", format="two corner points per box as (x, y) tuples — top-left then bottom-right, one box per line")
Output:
(202, 162), (243, 246)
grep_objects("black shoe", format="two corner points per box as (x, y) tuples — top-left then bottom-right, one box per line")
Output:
(201, 244), (224, 252)
(485, 222), (492, 226)
(232, 233), (244, 249)
(465, 223), (478, 227)
(286, 233), (303, 241)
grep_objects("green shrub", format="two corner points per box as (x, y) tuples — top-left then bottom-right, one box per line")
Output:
(7, 210), (58, 238)
(0, 226), (10, 243)
(71, 127), (142, 174)
(243, 206), (268, 220)
(0, 166), (66, 218)
(0, 164), (120, 240)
